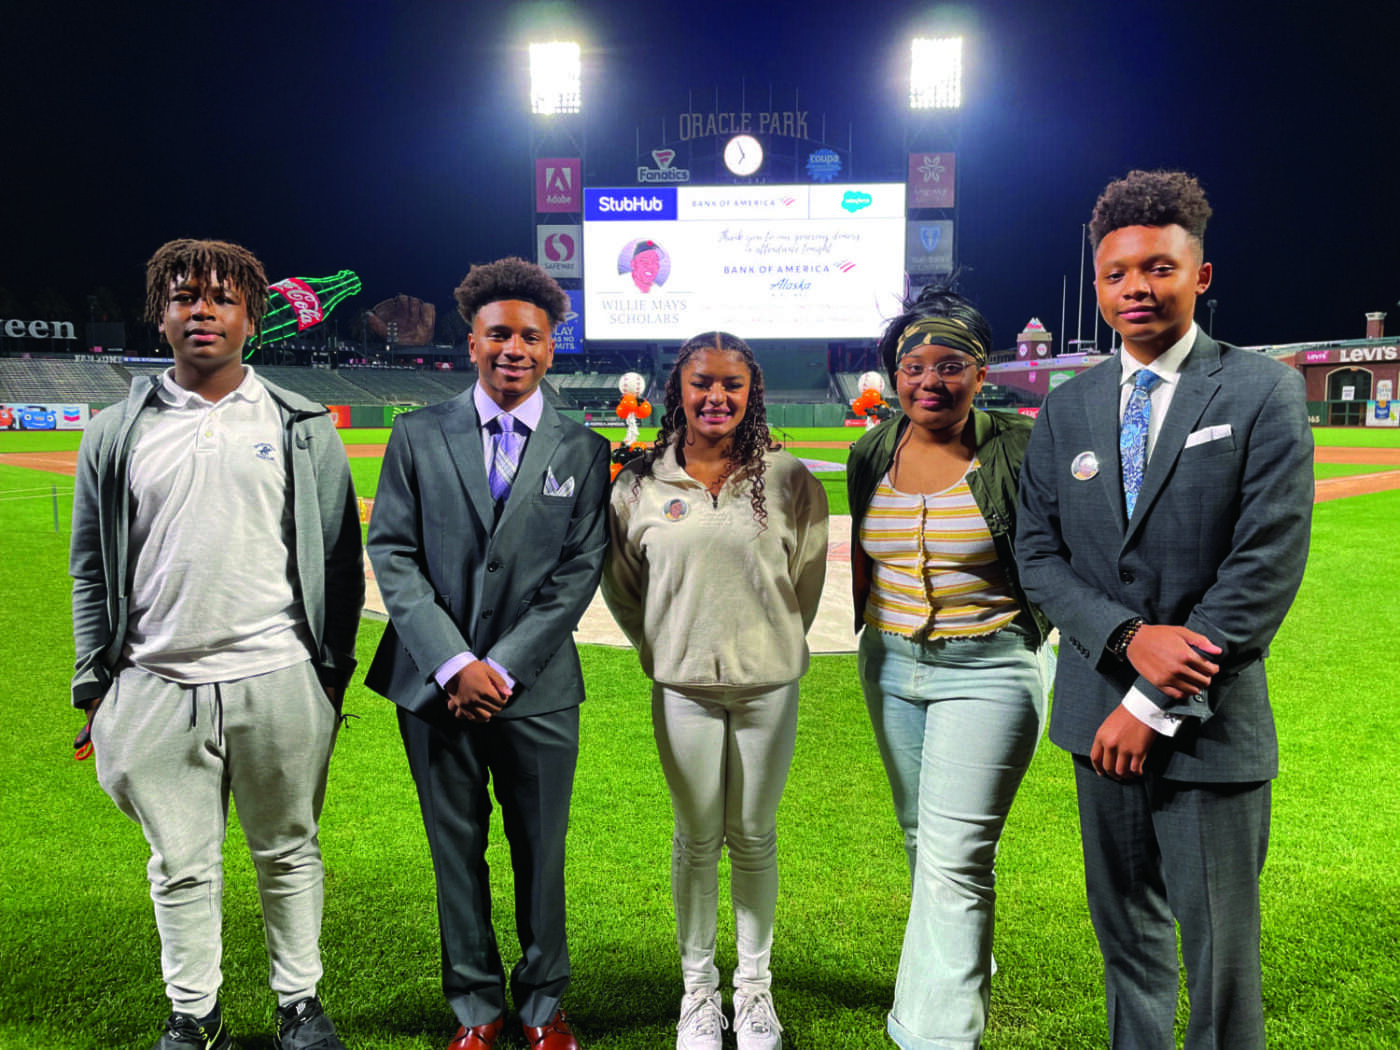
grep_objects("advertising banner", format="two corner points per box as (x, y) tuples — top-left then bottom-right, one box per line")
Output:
(536, 158), (581, 212)
(0, 401), (88, 430)
(908, 152), (956, 208)
(553, 290), (584, 353)
(582, 184), (906, 340)
(537, 225), (582, 278)
(906, 220), (954, 275)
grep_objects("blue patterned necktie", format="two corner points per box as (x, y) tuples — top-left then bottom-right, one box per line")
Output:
(1120, 369), (1162, 517)
(488, 414), (523, 503)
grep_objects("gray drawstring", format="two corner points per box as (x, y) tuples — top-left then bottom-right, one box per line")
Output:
(188, 682), (226, 748)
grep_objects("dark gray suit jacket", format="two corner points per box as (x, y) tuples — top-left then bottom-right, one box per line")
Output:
(364, 389), (611, 727)
(1016, 332), (1313, 781)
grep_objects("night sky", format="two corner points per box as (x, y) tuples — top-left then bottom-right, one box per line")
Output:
(4, 1), (1396, 352)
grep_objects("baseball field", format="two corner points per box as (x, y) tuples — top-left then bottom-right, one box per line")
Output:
(1, 425), (1396, 1049)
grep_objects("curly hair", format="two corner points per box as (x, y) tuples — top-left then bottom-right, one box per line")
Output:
(454, 256), (569, 326)
(1089, 169), (1212, 257)
(877, 278), (993, 388)
(144, 239), (268, 338)
(633, 331), (780, 529)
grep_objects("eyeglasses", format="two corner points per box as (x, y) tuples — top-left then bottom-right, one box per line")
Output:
(897, 359), (976, 380)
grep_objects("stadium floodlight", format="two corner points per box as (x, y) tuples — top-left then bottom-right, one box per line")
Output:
(530, 41), (581, 115)
(909, 36), (963, 110)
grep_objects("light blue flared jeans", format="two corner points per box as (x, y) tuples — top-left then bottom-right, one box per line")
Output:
(859, 623), (1045, 1050)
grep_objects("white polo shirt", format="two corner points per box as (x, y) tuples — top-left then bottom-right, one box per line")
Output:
(123, 367), (312, 684)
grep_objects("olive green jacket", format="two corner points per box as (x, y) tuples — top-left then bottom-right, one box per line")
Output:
(845, 407), (1050, 643)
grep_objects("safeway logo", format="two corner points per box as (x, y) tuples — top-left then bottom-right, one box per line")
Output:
(545, 232), (575, 262)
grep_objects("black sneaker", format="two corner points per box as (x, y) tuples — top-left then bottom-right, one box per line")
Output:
(152, 1003), (231, 1050)
(275, 996), (347, 1050)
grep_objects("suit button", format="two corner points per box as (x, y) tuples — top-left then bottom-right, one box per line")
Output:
(487, 562), (500, 573)
(481, 609), (493, 619)
(1119, 570), (1135, 584)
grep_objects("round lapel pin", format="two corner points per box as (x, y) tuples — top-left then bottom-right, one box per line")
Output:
(663, 498), (689, 521)
(1072, 450), (1100, 481)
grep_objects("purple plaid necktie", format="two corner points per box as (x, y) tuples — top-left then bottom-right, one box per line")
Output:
(488, 414), (523, 502)
(1120, 369), (1162, 517)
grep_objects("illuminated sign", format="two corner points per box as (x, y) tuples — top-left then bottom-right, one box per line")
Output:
(677, 110), (809, 140)
(259, 271), (362, 347)
(806, 148), (841, 182)
(536, 158), (581, 212)
(2, 318), (76, 340)
(582, 183), (906, 340)
(639, 148), (691, 184)
(537, 225), (581, 279)
(908, 152), (956, 208)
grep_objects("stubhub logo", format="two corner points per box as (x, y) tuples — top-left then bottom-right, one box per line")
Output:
(585, 188), (678, 221)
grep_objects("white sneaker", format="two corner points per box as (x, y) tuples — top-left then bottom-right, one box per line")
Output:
(733, 990), (783, 1050)
(676, 991), (726, 1050)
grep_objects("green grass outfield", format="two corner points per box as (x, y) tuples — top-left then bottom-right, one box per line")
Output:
(0, 432), (1398, 1048)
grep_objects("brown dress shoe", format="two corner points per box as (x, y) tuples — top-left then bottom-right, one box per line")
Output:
(522, 1009), (580, 1049)
(448, 1016), (504, 1050)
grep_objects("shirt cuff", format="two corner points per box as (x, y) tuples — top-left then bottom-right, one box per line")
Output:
(1122, 688), (1186, 737)
(484, 658), (516, 692)
(434, 652), (476, 690)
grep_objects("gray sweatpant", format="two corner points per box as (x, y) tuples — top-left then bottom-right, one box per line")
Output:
(91, 660), (338, 1016)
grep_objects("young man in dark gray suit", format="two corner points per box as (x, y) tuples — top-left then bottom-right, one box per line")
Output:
(366, 258), (609, 1050)
(1016, 171), (1314, 1049)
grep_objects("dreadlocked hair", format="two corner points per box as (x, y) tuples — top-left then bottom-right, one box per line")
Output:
(1089, 169), (1212, 257)
(454, 256), (569, 326)
(144, 239), (269, 338)
(633, 331), (780, 530)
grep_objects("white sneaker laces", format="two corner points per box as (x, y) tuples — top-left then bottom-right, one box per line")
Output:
(676, 991), (727, 1047)
(734, 990), (783, 1046)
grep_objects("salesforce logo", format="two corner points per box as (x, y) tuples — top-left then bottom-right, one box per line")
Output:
(585, 188), (678, 221)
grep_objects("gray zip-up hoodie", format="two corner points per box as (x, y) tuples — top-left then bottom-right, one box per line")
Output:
(69, 373), (364, 708)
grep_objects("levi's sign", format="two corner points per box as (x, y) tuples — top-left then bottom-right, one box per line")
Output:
(1339, 345), (1398, 363)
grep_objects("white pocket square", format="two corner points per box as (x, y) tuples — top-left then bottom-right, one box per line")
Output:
(1184, 423), (1232, 449)
(543, 468), (575, 497)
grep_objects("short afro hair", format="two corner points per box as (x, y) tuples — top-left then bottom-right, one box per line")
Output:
(145, 238), (269, 338)
(454, 256), (569, 327)
(1089, 170), (1212, 256)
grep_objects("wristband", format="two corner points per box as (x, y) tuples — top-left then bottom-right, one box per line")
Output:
(1109, 617), (1144, 662)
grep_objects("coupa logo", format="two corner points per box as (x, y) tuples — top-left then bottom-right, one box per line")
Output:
(544, 232), (576, 262)
(841, 191), (873, 213)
